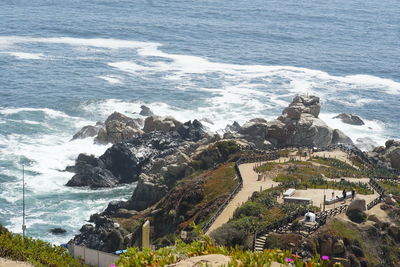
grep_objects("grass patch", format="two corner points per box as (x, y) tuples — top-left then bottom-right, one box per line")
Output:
(201, 163), (237, 204)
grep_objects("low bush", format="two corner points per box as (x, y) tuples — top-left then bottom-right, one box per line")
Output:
(0, 226), (86, 267)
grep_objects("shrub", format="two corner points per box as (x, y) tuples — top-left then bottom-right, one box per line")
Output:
(233, 201), (265, 218)
(0, 228), (86, 267)
(210, 223), (247, 247)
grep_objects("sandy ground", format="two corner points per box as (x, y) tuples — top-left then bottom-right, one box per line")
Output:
(0, 258), (32, 267)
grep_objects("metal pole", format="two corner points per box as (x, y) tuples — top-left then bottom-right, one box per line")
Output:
(22, 165), (26, 240)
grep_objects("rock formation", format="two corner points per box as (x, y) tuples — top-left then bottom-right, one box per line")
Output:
(368, 140), (400, 171)
(95, 112), (144, 144)
(139, 105), (154, 116)
(237, 95), (353, 147)
(333, 113), (365, 126)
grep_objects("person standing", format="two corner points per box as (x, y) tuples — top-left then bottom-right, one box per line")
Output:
(342, 189), (346, 202)
(351, 189), (356, 200)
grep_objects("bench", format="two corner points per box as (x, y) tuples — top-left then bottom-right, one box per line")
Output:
(283, 197), (312, 205)
(325, 192), (353, 205)
(283, 188), (296, 197)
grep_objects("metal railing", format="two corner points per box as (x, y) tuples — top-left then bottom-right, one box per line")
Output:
(367, 196), (383, 210)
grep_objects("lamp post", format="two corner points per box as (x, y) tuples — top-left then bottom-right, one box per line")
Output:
(22, 164), (26, 240)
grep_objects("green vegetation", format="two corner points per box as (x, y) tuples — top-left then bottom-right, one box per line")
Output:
(0, 225), (86, 267)
(211, 187), (319, 249)
(378, 180), (400, 196)
(117, 226), (334, 267)
(201, 162), (237, 204)
(270, 163), (373, 195)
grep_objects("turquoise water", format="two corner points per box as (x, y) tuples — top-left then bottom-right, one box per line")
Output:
(0, 0), (399, 244)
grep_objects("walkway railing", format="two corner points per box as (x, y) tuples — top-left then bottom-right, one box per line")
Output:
(369, 178), (385, 196)
(367, 196), (383, 210)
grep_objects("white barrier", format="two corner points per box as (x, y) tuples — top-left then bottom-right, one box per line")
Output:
(68, 244), (119, 267)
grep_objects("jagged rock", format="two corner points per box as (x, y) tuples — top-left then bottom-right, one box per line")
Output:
(72, 215), (131, 252)
(65, 154), (117, 188)
(143, 116), (182, 133)
(72, 123), (102, 140)
(225, 121), (241, 132)
(333, 113), (365, 125)
(127, 180), (168, 211)
(368, 215), (383, 228)
(238, 118), (268, 147)
(283, 95), (321, 118)
(139, 105), (154, 116)
(176, 120), (208, 141)
(95, 112), (144, 144)
(369, 139), (400, 170)
(332, 129), (353, 145)
(49, 228), (66, 235)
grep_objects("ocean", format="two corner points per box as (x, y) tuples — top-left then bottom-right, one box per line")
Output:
(0, 0), (399, 244)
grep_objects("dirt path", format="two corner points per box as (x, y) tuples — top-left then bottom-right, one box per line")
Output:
(0, 258), (32, 267)
(206, 162), (280, 235)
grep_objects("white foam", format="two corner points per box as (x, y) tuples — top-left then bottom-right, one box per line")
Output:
(320, 113), (388, 148)
(3, 52), (45, 60)
(97, 75), (123, 84)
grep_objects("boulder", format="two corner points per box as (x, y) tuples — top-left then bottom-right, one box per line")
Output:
(347, 198), (367, 213)
(368, 139), (400, 170)
(72, 124), (102, 140)
(95, 112), (144, 144)
(238, 118), (268, 147)
(333, 113), (365, 125)
(127, 179), (168, 211)
(332, 129), (353, 145)
(50, 228), (67, 235)
(143, 116), (182, 133)
(283, 95), (321, 118)
(139, 105), (154, 116)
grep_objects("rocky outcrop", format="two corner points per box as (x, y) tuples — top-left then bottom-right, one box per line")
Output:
(72, 214), (132, 252)
(368, 140), (400, 171)
(95, 112), (144, 144)
(332, 129), (354, 145)
(139, 105), (154, 116)
(143, 116), (182, 133)
(333, 113), (364, 126)
(234, 95), (353, 148)
(72, 123), (103, 140)
(67, 120), (212, 188)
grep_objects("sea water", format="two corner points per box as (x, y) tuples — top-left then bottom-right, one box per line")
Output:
(0, 0), (399, 244)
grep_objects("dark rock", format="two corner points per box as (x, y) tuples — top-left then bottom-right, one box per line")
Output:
(50, 228), (67, 235)
(333, 113), (365, 125)
(126, 180), (168, 211)
(225, 121), (241, 132)
(139, 105), (154, 116)
(351, 245), (364, 257)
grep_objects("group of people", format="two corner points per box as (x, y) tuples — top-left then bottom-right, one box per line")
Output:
(332, 189), (356, 202)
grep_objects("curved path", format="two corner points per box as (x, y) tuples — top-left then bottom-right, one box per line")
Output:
(206, 161), (280, 235)
(206, 149), (373, 235)
(0, 258), (32, 267)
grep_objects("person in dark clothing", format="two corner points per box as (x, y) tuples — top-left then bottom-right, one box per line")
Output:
(351, 189), (356, 200)
(342, 189), (346, 202)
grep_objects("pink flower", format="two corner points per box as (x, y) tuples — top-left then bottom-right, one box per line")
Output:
(285, 257), (294, 262)
(322, 255), (329, 260)
(110, 265), (117, 267)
